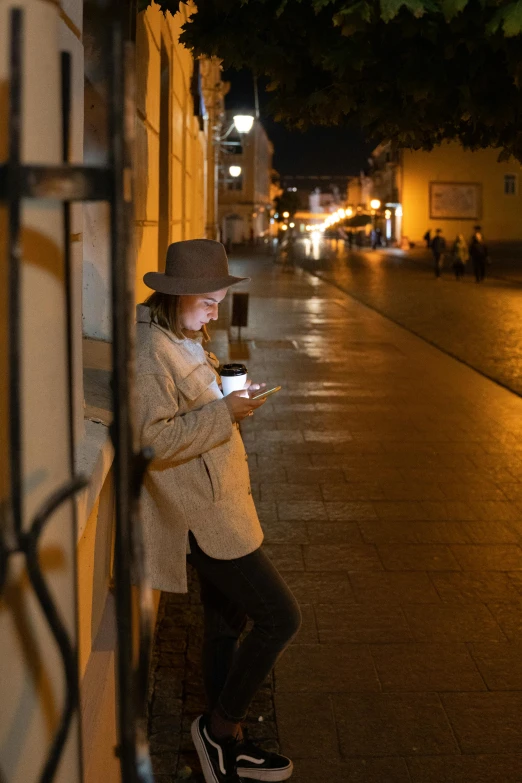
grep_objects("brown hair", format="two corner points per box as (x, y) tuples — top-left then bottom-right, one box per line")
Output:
(144, 291), (209, 341)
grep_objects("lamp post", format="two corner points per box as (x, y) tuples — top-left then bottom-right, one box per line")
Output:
(217, 112), (255, 244)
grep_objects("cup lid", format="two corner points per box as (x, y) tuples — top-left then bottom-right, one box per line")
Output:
(221, 363), (247, 376)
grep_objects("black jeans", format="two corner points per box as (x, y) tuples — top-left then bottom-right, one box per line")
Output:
(187, 531), (302, 722)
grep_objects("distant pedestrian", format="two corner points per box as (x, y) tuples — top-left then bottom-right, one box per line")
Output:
(423, 229), (431, 249)
(376, 228), (383, 247)
(451, 234), (468, 280)
(431, 229), (446, 278)
(469, 227), (488, 282)
(347, 230), (354, 250)
(370, 228), (378, 250)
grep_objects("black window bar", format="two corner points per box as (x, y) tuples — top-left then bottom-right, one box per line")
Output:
(0, 4), (154, 783)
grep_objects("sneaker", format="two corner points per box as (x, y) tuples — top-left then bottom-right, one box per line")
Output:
(235, 728), (293, 781)
(191, 715), (241, 783)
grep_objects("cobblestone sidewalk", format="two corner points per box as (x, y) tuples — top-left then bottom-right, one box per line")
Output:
(149, 250), (522, 783)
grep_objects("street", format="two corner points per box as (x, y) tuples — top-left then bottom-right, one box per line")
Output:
(150, 248), (522, 783)
(299, 238), (522, 398)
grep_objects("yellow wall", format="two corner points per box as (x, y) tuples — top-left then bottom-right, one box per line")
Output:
(135, 3), (207, 305)
(401, 142), (522, 243)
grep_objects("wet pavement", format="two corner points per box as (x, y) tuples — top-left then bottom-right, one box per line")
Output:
(299, 238), (522, 397)
(149, 246), (522, 782)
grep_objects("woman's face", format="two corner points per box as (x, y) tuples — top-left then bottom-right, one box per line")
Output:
(179, 288), (229, 332)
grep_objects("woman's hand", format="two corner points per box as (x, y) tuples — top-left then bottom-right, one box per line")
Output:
(224, 390), (266, 422)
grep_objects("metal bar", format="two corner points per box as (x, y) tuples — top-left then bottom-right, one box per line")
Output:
(0, 164), (112, 202)
(8, 7), (23, 538)
(109, 14), (138, 781)
(61, 48), (86, 783)
(24, 476), (88, 783)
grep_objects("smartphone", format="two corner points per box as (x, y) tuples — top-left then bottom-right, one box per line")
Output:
(250, 385), (282, 400)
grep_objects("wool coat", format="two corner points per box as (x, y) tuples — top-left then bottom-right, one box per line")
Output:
(134, 304), (264, 593)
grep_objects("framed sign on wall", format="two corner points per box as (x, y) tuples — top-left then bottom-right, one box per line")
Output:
(429, 182), (482, 220)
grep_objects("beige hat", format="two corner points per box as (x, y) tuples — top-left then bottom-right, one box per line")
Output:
(143, 239), (249, 295)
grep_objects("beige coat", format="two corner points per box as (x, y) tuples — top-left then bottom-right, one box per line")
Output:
(134, 304), (264, 593)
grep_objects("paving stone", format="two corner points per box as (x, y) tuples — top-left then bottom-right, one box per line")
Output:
(275, 643), (380, 693)
(333, 693), (458, 756)
(458, 519), (521, 544)
(430, 571), (522, 602)
(441, 692), (522, 753)
(315, 603), (412, 643)
(370, 643), (486, 691)
(469, 642), (522, 689)
(274, 693), (340, 759)
(261, 519), (309, 544)
(305, 520), (364, 544)
(486, 599), (522, 640)
(276, 500), (328, 521)
(403, 603), (506, 642)
(349, 571), (441, 604)
(281, 571), (355, 603)
(377, 544), (461, 571)
(325, 502), (378, 521)
(321, 482), (386, 501)
(291, 756), (410, 783)
(358, 519), (476, 545)
(260, 482), (323, 501)
(303, 543), (383, 571)
(293, 603), (319, 643)
(261, 543), (305, 571)
(407, 754), (522, 783)
(449, 544), (522, 570)
(286, 467), (346, 484)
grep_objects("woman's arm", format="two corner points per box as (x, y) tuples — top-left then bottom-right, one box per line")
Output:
(135, 372), (233, 463)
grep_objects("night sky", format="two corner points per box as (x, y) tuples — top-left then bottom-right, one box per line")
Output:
(224, 68), (373, 178)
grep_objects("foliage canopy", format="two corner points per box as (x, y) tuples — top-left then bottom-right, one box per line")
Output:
(139, 0), (522, 160)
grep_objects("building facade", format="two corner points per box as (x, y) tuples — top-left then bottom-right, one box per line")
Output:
(359, 140), (522, 246)
(218, 115), (273, 243)
(0, 2), (224, 782)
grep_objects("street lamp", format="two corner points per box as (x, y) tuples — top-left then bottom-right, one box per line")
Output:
(229, 165), (242, 177)
(282, 211), (290, 218)
(370, 199), (381, 210)
(233, 114), (255, 134)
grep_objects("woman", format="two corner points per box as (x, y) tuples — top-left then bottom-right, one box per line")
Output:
(451, 234), (469, 280)
(135, 239), (301, 783)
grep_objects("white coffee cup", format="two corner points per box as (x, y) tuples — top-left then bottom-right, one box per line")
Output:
(221, 363), (248, 396)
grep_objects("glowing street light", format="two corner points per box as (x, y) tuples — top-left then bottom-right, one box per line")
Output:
(370, 199), (381, 210)
(338, 209), (346, 218)
(233, 114), (255, 134)
(289, 222), (295, 228)
(281, 224), (288, 231)
(384, 209), (392, 220)
(282, 211), (290, 218)
(346, 207), (353, 217)
(229, 165), (242, 177)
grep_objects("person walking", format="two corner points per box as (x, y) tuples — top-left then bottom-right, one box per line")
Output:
(469, 226), (489, 282)
(431, 228), (446, 278)
(136, 239), (301, 783)
(451, 234), (469, 280)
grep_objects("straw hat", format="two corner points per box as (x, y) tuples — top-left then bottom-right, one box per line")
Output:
(143, 239), (249, 295)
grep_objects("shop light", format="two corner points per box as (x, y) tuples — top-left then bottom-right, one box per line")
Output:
(370, 199), (381, 210)
(229, 165), (242, 177)
(281, 224), (288, 231)
(346, 207), (353, 217)
(289, 222), (295, 228)
(282, 211), (290, 218)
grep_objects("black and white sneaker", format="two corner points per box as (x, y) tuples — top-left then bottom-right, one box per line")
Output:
(191, 715), (241, 783)
(235, 728), (293, 781)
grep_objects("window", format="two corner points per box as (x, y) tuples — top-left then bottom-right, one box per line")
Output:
(504, 174), (517, 195)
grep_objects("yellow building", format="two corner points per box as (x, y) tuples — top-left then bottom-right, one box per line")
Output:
(366, 140), (522, 246)
(1, 2), (224, 782)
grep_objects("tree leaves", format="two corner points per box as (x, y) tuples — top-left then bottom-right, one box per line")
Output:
(488, 0), (522, 36)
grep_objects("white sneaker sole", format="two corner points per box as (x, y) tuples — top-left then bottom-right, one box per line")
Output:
(237, 761), (294, 781)
(191, 717), (222, 783)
